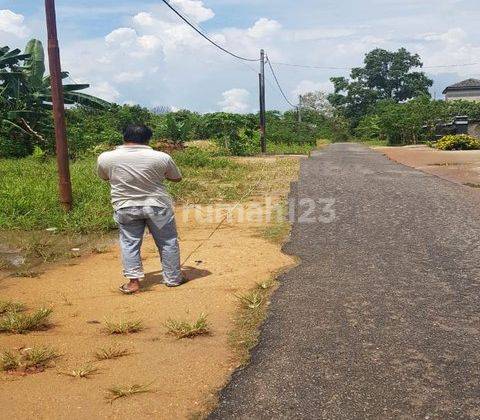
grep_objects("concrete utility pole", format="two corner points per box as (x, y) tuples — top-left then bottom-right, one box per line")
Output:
(45, 0), (72, 211)
(259, 49), (266, 153)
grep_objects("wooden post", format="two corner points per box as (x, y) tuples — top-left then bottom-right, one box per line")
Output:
(45, 0), (72, 211)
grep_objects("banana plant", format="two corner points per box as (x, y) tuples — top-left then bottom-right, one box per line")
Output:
(1, 39), (110, 147)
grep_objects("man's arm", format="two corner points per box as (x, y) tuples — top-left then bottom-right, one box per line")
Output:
(165, 156), (182, 182)
(97, 155), (110, 181)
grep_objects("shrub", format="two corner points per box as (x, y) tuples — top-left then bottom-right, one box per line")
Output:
(223, 128), (260, 157)
(434, 134), (480, 150)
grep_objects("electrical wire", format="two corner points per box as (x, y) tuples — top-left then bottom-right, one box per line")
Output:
(265, 56), (297, 108)
(160, 0), (259, 62)
(269, 60), (480, 71)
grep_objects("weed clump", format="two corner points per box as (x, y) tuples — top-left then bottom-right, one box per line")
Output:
(0, 308), (52, 334)
(104, 320), (143, 335)
(0, 346), (59, 373)
(165, 313), (209, 339)
(106, 383), (154, 402)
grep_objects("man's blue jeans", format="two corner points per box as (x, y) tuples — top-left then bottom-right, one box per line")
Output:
(114, 206), (182, 285)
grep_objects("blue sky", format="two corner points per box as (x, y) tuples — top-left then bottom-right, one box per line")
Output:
(1, 0), (480, 112)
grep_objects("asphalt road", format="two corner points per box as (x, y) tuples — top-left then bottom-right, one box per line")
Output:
(211, 143), (480, 419)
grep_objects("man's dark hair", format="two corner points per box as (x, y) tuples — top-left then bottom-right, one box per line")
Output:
(123, 125), (153, 144)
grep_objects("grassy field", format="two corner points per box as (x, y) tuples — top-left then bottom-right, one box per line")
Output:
(0, 145), (302, 232)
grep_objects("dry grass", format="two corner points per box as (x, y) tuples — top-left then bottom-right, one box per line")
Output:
(59, 363), (98, 379)
(0, 308), (52, 334)
(236, 291), (264, 309)
(165, 313), (209, 339)
(0, 300), (25, 315)
(229, 279), (279, 365)
(104, 319), (144, 335)
(106, 383), (154, 403)
(0, 346), (59, 373)
(94, 346), (132, 361)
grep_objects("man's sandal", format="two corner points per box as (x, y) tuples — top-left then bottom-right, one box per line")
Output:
(119, 284), (139, 294)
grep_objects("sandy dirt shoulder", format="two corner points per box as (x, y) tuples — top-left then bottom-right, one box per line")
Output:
(0, 201), (295, 419)
(376, 145), (480, 186)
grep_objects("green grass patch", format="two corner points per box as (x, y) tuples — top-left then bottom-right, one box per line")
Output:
(0, 307), (52, 334)
(229, 280), (277, 365)
(0, 151), (246, 232)
(1, 346), (59, 373)
(267, 142), (315, 155)
(104, 319), (144, 335)
(356, 138), (389, 147)
(165, 313), (209, 339)
(0, 300), (25, 315)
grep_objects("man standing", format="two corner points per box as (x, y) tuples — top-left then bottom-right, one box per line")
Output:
(97, 125), (183, 294)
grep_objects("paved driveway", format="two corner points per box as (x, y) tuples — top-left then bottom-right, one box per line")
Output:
(211, 143), (480, 419)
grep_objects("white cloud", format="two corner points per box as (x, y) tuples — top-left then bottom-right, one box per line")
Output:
(105, 27), (138, 47)
(86, 81), (120, 102)
(170, 0), (214, 23)
(0, 9), (28, 38)
(247, 18), (281, 39)
(105, 27), (161, 56)
(219, 88), (250, 113)
(290, 28), (356, 41)
(113, 71), (145, 83)
(292, 80), (333, 97)
(133, 12), (155, 26)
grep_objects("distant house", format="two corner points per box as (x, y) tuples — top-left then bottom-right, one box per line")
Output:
(443, 78), (480, 101)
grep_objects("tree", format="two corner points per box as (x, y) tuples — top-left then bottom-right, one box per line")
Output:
(300, 91), (333, 117)
(328, 48), (433, 125)
(0, 39), (110, 156)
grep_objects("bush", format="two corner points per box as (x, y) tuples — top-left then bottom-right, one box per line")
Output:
(434, 134), (480, 150)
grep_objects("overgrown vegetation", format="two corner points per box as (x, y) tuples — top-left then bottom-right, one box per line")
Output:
(431, 134), (480, 150)
(0, 148), (299, 232)
(0, 39), (109, 158)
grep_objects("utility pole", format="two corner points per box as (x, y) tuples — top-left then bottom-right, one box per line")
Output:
(297, 95), (302, 123)
(259, 49), (266, 153)
(45, 0), (72, 211)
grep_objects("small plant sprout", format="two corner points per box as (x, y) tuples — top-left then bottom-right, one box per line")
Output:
(236, 291), (263, 309)
(0, 300), (25, 315)
(165, 313), (209, 339)
(60, 363), (98, 379)
(256, 280), (275, 290)
(104, 319), (144, 335)
(106, 382), (154, 403)
(0, 308), (53, 334)
(94, 346), (132, 361)
(0, 346), (59, 373)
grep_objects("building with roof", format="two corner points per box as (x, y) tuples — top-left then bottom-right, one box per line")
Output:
(443, 79), (480, 101)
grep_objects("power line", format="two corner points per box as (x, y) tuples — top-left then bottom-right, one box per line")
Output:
(160, 0), (259, 62)
(265, 56), (297, 108)
(270, 61), (350, 70)
(270, 60), (480, 71)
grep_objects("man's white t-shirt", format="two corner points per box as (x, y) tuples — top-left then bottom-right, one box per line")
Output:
(97, 145), (182, 210)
